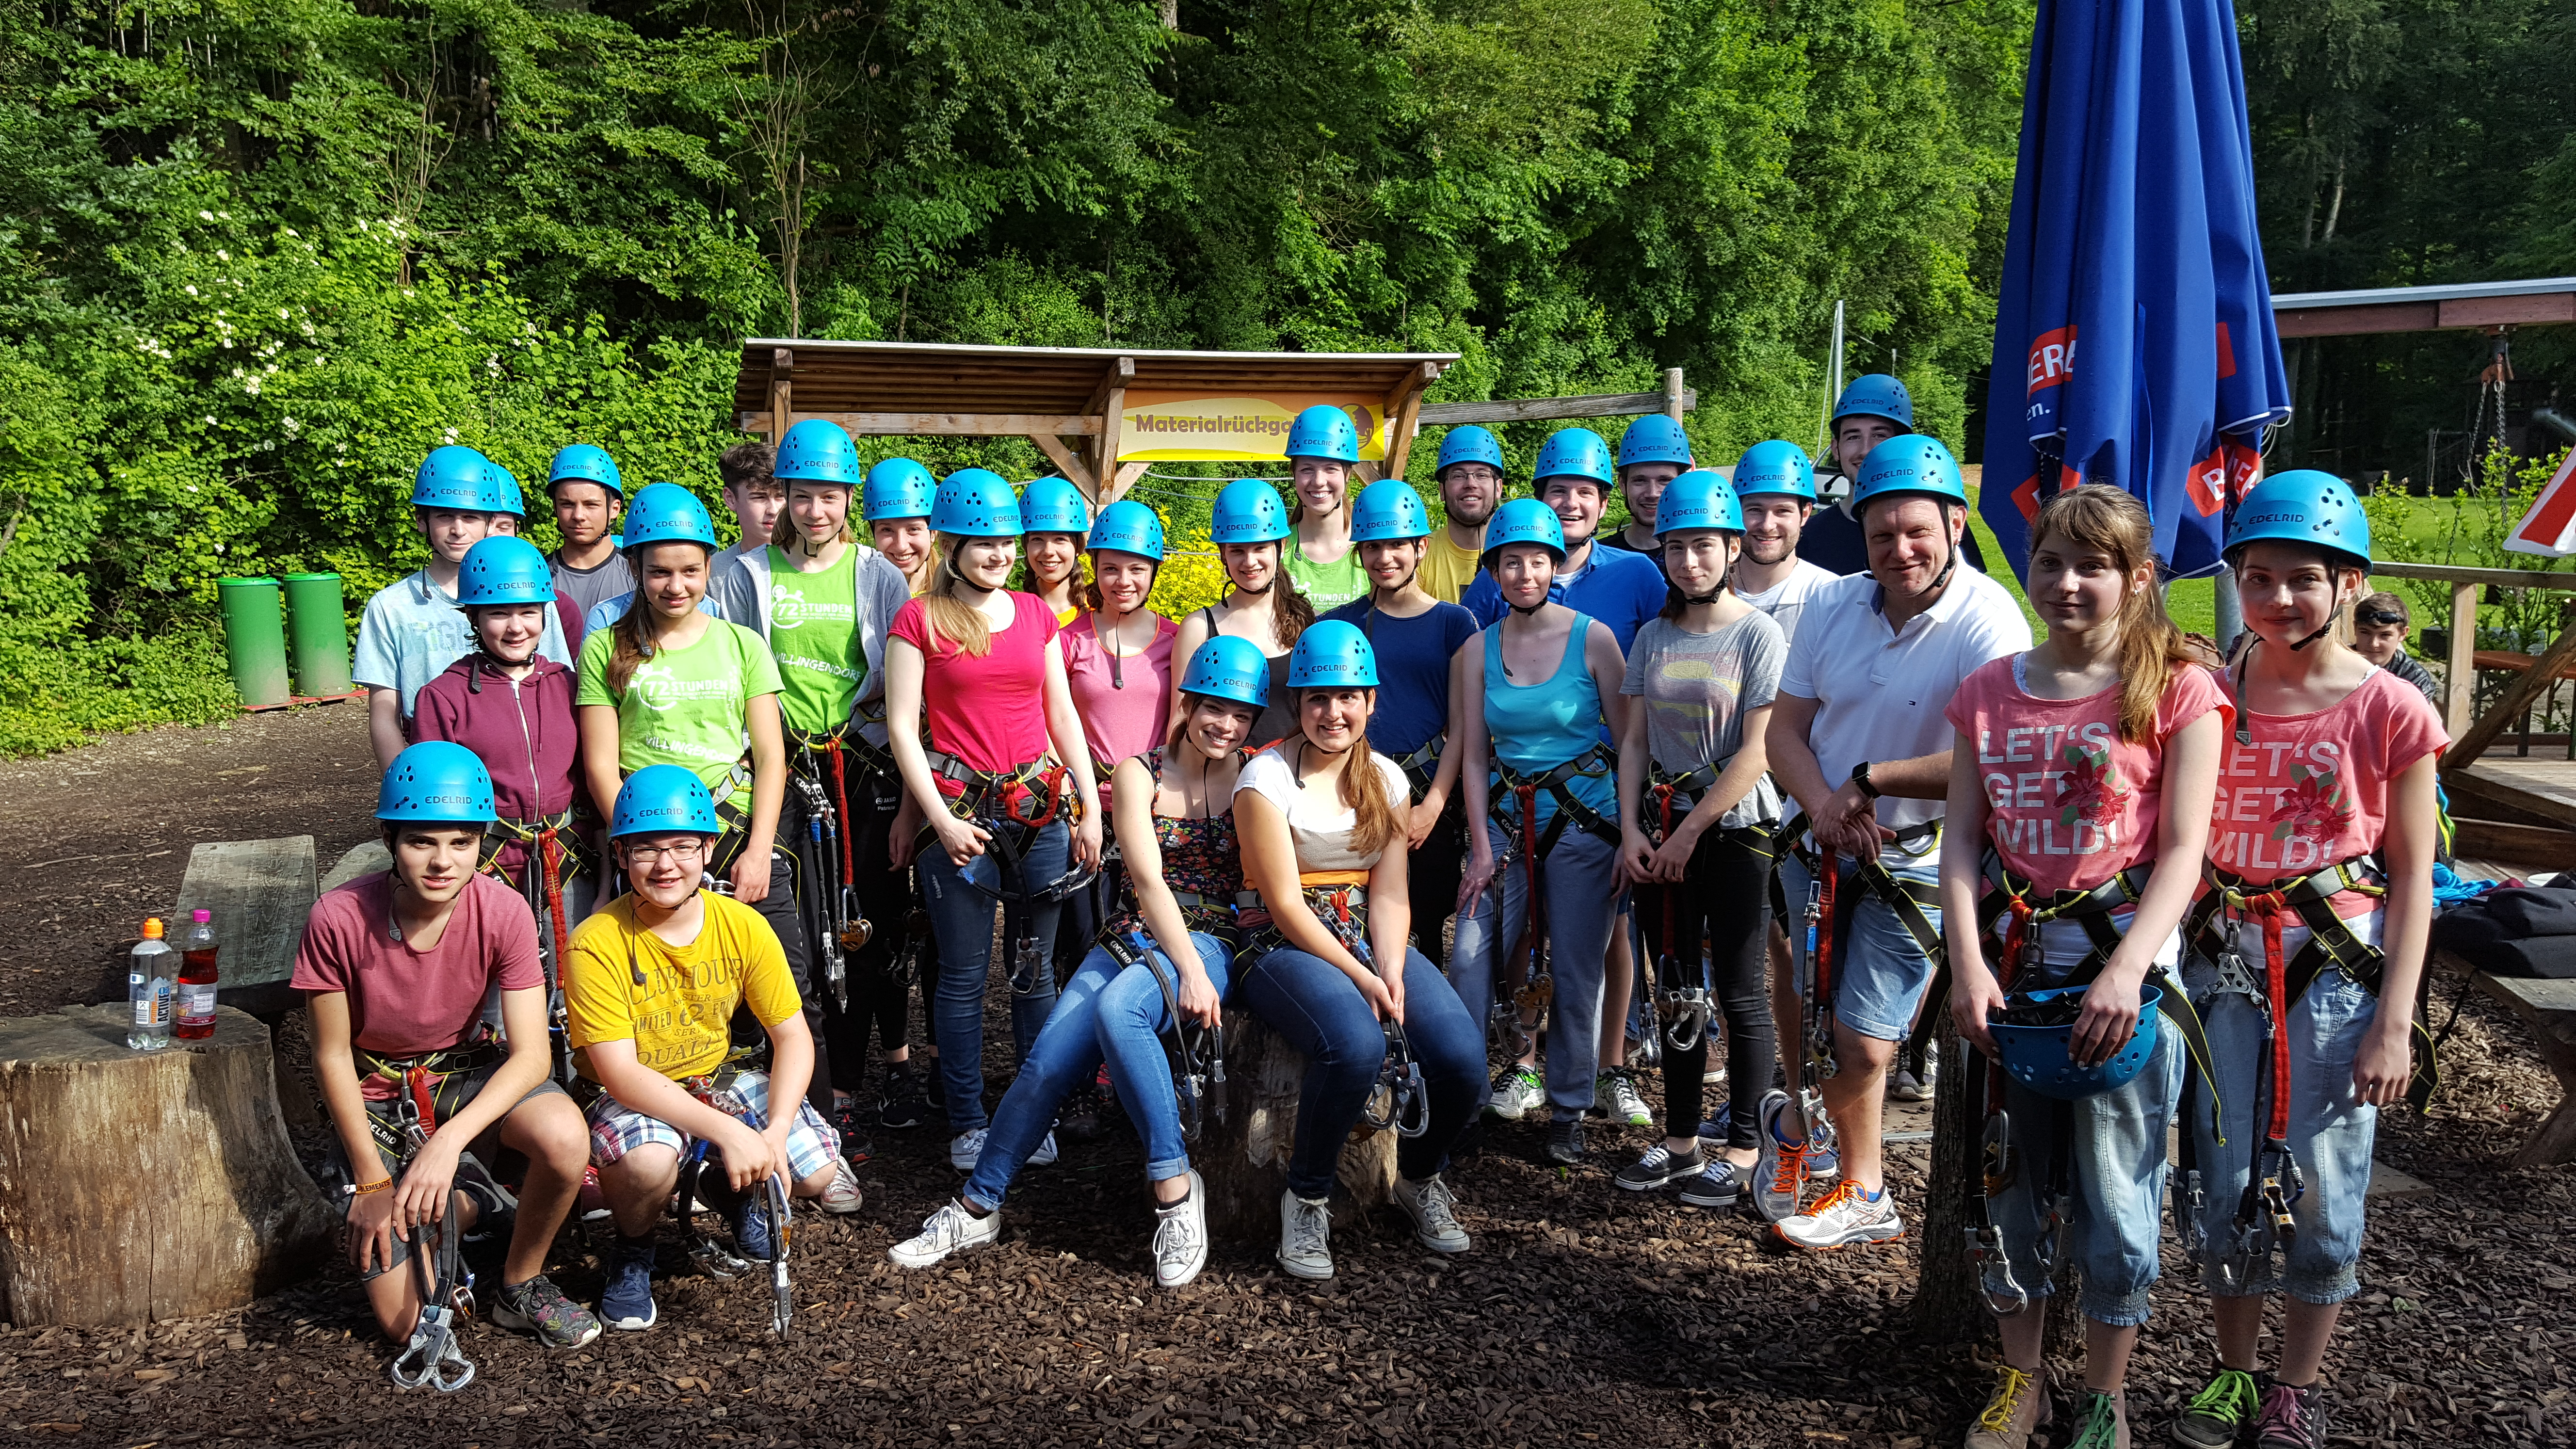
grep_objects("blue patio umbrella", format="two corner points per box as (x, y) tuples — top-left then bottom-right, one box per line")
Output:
(1980, 0), (2292, 581)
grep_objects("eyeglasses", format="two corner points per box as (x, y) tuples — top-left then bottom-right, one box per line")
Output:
(622, 840), (709, 866)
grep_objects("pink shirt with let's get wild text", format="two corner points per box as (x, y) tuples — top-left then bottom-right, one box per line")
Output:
(2204, 666), (2447, 906)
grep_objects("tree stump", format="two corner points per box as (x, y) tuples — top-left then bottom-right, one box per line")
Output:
(1195, 1007), (1399, 1242)
(0, 1004), (334, 1326)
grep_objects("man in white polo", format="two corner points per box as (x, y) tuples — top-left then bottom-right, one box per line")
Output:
(1761, 434), (2029, 1250)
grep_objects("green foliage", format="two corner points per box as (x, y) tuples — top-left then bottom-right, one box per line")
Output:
(2364, 449), (2576, 653)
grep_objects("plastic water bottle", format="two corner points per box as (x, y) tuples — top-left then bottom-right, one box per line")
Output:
(176, 909), (220, 1041)
(128, 919), (177, 1050)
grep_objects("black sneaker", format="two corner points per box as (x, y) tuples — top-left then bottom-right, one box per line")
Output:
(922, 1058), (948, 1115)
(2172, 1366), (2260, 1449)
(1676, 1159), (1750, 1209)
(880, 1064), (930, 1130)
(831, 1100), (875, 1163)
(1056, 1085), (1103, 1142)
(1546, 1118), (1586, 1166)
(1612, 1143), (1704, 1192)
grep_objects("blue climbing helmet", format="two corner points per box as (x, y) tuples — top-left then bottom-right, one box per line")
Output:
(1531, 427), (1613, 488)
(1086, 499), (1166, 562)
(1287, 619), (1379, 689)
(1850, 435), (1969, 514)
(863, 458), (936, 521)
(611, 764), (722, 839)
(1020, 476), (1091, 536)
(1481, 497), (1568, 564)
(413, 446), (491, 511)
(932, 467), (1022, 538)
(1732, 440), (1817, 502)
(1434, 424), (1507, 481)
(622, 482), (720, 552)
(1832, 373), (1916, 431)
(548, 443), (623, 497)
(1655, 470), (1744, 536)
(2224, 469), (2372, 572)
(1617, 414), (1693, 472)
(773, 419), (865, 487)
(452, 536), (557, 609)
(1284, 405), (1362, 465)
(1177, 635), (1272, 709)
(1349, 480), (1432, 542)
(1210, 478), (1292, 544)
(1989, 983), (2165, 1101)
(376, 741), (497, 824)
(481, 461), (528, 519)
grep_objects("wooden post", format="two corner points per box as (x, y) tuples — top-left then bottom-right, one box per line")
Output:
(1663, 367), (1688, 422)
(1194, 1009), (1399, 1241)
(2447, 580), (2479, 737)
(1027, 432), (1098, 501)
(767, 348), (795, 444)
(0, 1006), (334, 1326)
(1376, 361), (1442, 485)
(1910, 1026), (1987, 1341)
(1091, 356), (1135, 502)
(2445, 601), (2576, 767)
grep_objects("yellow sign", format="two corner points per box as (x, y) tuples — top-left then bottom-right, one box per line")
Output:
(1116, 393), (1388, 463)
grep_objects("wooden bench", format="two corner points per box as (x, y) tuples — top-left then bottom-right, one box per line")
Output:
(2468, 649), (2576, 759)
(2470, 971), (2576, 1166)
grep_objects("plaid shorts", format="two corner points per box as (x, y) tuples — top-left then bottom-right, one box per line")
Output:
(582, 1068), (841, 1183)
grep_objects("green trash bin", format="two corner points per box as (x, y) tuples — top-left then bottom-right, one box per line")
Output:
(217, 577), (293, 708)
(280, 572), (352, 696)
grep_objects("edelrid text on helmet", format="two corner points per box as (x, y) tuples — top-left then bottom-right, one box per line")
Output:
(1616, 414), (1692, 472)
(414, 446), (492, 511)
(932, 468), (1022, 538)
(1284, 405), (1363, 465)
(863, 458), (936, 521)
(1531, 428), (1613, 489)
(622, 483), (721, 552)
(773, 419), (865, 487)
(453, 536), (557, 609)
(1287, 619), (1380, 689)
(376, 741), (498, 824)
(1210, 479), (1292, 544)
(1832, 373), (1915, 431)
(1481, 497), (1568, 564)
(1349, 481), (1432, 542)
(1020, 476), (1091, 536)
(1178, 635), (1272, 708)
(548, 443), (623, 496)
(1850, 435), (1968, 515)
(1086, 499), (1166, 562)
(1435, 425), (1506, 480)
(611, 764), (723, 838)
(1655, 470), (1744, 536)
(2222, 469), (2371, 572)
(1732, 440), (1817, 502)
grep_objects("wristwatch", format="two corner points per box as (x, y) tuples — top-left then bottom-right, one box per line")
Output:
(1852, 761), (1882, 800)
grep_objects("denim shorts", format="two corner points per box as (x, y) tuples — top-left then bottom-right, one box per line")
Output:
(2182, 949), (2381, 1305)
(1985, 1023), (2182, 1326)
(1778, 844), (1944, 1044)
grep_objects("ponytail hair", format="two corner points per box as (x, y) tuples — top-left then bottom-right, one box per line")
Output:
(2029, 485), (2191, 744)
(1265, 541), (1316, 646)
(1304, 687), (1400, 857)
(919, 533), (997, 658)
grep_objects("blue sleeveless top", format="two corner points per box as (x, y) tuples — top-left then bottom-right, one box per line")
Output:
(1482, 612), (1615, 830)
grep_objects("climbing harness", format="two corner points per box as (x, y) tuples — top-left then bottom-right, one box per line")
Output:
(1359, 1018), (1432, 1139)
(480, 809), (592, 1083)
(1107, 928), (1228, 1143)
(1488, 742), (1620, 1055)
(1392, 739), (1444, 802)
(1640, 758), (1775, 1052)
(1779, 818), (1946, 1076)
(929, 754), (1094, 994)
(789, 727), (878, 1011)
(376, 1058), (483, 1394)
(665, 1070), (796, 1336)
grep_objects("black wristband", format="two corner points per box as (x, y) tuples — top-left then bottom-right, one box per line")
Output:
(1852, 761), (1882, 800)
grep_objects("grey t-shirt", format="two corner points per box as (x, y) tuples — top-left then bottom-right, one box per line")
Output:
(1619, 611), (1787, 829)
(548, 550), (636, 620)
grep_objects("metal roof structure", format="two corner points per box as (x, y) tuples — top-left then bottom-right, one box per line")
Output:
(2271, 276), (2576, 338)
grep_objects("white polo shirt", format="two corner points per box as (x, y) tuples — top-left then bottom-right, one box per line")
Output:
(1778, 564), (2030, 843)
(1734, 558), (1844, 650)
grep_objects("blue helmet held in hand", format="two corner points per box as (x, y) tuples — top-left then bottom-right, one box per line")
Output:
(611, 764), (722, 839)
(1349, 481), (1433, 543)
(452, 536), (556, 608)
(1655, 470), (1744, 536)
(1020, 476), (1091, 536)
(2224, 470), (2372, 572)
(1210, 479), (1292, 544)
(1481, 497), (1568, 564)
(1531, 427), (1613, 488)
(548, 444), (623, 496)
(1086, 500), (1166, 562)
(414, 446), (492, 511)
(1832, 373), (1916, 431)
(1617, 414), (1693, 472)
(1990, 984), (2166, 1101)
(1850, 435), (1968, 514)
(1284, 405), (1362, 464)
(1178, 635), (1272, 709)
(1732, 440), (1817, 502)
(622, 482), (720, 552)
(863, 458), (936, 521)
(773, 419), (865, 487)
(1434, 425), (1507, 480)
(932, 468), (1022, 538)
(1287, 619), (1379, 689)
(377, 741), (497, 824)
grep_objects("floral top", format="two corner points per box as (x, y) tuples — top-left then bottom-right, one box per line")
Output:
(1109, 750), (1244, 937)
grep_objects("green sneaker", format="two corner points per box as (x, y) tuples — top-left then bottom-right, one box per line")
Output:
(2067, 1390), (2128, 1449)
(2171, 1368), (2258, 1449)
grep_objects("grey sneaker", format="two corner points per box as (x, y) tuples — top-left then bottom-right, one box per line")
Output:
(1392, 1174), (1471, 1254)
(490, 1274), (602, 1349)
(2251, 1381), (2328, 1449)
(1028, 1130), (1059, 1168)
(1545, 1117), (1586, 1165)
(948, 1128), (988, 1172)
(1613, 1142), (1703, 1192)
(1750, 1088), (1810, 1223)
(1484, 1064), (1546, 1120)
(1150, 1171), (1208, 1289)
(1597, 1068), (1653, 1127)
(888, 1198), (1000, 1269)
(1276, 1190), (1334, 1280)
(1771, 1177), (1903, 1250)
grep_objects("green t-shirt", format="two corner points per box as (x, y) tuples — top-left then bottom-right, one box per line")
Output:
(575, 619), (782, 811)
(1285, 539), (1368, 613)
(764, 544), (865, 733)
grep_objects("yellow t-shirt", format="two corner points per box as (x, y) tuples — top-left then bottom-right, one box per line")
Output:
(1417, 527), (1484, 605)
(563, 892), (801, 1083)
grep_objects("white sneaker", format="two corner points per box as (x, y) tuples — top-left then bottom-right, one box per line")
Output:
(1028, 1131), (1059, 1168)
(1484, 1065), (1546, 1121)
(816, 1157), (864, 1215)
(1150, 1171), (1208, 1289)
(949, 1128), (988, 1172)
(1771, 1178), (1905, 1251)
(888, 1199), (999, 1269)
(1392, 1174), (1471, 1254)
(1276, 1189), (1334, 1280)
(1751, 1089), (1810, 1224)
(1599, 1069), (1653, 1128)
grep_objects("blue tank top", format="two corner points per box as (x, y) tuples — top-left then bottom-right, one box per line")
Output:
(1482, 613), (1614, 829)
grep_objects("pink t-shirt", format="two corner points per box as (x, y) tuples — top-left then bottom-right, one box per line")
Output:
(2205, 666), (2447, 906)
(1059, 612), (1179, 767)
(1947, 657), (2229, 896)
(891, 591), (1059, 793)
(290, 871), (543, 1096)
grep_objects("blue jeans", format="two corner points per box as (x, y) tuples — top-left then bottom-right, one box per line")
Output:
(965, 934), (1235, 1206)
(1986, 1022), (2183, 1326)
(1449, 820), (1622, 1120)
(2183, 952), (2381, 1305)
(1778, 845), (1945, 1044)
(1236, 944), (1486, 1201)
(919, 820), (1071, 1134)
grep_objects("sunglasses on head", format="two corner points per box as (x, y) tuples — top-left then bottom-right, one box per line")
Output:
(2355, 608), (2408, 628)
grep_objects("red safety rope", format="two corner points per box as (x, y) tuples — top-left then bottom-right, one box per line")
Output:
(2251, 892), (2296, 1143)
(535, 825), (571, 968)
(823, 744), (857, 884)
(405, 1066), (440, 1137)
(1653, 783), (1680, 972)
(1815, 848), (1840, 1010)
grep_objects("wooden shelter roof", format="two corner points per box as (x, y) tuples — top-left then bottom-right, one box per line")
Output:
(731, 339), (1459, 420)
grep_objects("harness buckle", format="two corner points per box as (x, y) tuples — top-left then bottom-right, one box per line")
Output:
(1659, 987), (1712, 1053)
(387, 1303), (475, 1393)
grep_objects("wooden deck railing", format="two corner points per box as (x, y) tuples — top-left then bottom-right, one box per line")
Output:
(2367, 559), (2576, 761)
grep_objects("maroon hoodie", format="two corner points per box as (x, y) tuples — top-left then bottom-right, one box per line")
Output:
(410, 653), (583, 880)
